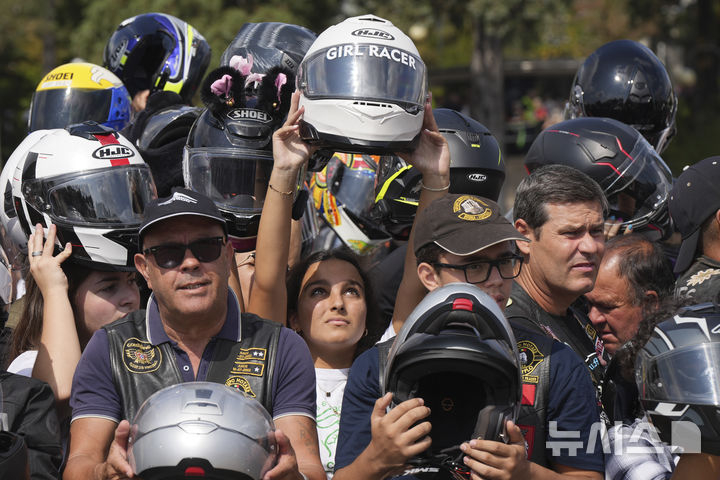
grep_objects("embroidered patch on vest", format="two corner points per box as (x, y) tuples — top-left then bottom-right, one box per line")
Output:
(518, 340), (544, 384)
(226, 376), (257, 397)
(122, 337), (162, 373)
(230, 347), (267, 377)
(687, 268), (720, 286)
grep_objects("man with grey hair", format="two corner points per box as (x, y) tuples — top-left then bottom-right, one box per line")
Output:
(509, 164), (609, 389)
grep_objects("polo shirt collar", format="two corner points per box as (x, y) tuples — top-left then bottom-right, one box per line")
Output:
(145, 288), (243, 345)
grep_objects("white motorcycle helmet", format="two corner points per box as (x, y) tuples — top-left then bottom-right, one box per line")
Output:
(297, 14), (427, 154)
(128, 382), (277, 480)
(12, 123), (157, 270)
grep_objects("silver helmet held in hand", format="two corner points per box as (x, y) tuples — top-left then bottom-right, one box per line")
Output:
(128, 382), (277, 480)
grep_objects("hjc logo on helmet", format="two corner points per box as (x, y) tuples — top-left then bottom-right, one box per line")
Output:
(351, 28), (395, 40)
(467, 173), (487, 182)
(92, 145), (135, 160)
(226, 109), (271, 123)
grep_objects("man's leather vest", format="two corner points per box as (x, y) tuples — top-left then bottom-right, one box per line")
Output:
(507, 320), (553, 467)
(104, 310), (282, 421)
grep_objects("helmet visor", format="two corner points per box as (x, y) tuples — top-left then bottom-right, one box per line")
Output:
(640, 342), (720, 405)
(327, 155), (378, 219)
(23, 166), (156, 226)
(300, 44), (427, 109)
(184, 147), (277, 215)
(29, 89), (112, 132)
(602, 136), (672, 223)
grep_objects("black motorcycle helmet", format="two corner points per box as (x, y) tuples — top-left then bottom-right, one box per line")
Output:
(220, 22), (317, 75)
(525, 117), (674, 241)
(565, 39), (677, 153)
(184, 61), (297, 252)
(373, 109), (504, 241)
(384, 283), (521, 466)
(636, 302), (720, 455)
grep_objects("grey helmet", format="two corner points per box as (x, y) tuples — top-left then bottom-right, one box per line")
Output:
(383, 283), (521, 471)
(636, 302), (720, 455)
(128, 382), (277, 479)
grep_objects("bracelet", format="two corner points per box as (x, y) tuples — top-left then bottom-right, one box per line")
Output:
(419, 179), (450, 192)
(268, 184), (294, 197)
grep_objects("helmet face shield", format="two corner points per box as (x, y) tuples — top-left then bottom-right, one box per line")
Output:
(327, 154), (378, 219)
(639, 342), (720, 405)
(30, 89), (112, 132)
(603, 136), (672, 228)
(22, 166), (156, 227)
(184, 147), (276, 216)
(299, 44), (427, 111)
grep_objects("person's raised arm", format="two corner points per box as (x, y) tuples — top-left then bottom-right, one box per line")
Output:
(63, 418), (134, 480)
(392, 95), (451, 332)
(248, 91), (314, 324)
(28, 223), (77, 417)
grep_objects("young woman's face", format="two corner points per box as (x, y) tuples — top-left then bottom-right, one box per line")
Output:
(291, 259), (368, 354)
(74, 271), (140, 346)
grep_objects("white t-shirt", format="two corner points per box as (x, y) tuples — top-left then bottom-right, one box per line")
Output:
(377, 322), (397, 344)
(315, 367), (349, 479)
(7, 349), (38, 377)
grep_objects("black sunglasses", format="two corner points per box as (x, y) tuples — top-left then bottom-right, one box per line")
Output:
(143, 237), (226, 269)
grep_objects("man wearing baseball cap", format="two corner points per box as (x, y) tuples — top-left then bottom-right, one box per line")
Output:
(671, 156), (720, 303)
(65, 188), (325, 480)
(334, 194), (603, 479)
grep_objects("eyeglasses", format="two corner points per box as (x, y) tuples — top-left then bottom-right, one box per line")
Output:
(143, 237), (226, 269)
(433, 254), (524, 284)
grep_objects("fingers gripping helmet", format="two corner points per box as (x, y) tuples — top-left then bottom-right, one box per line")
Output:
(636, 303), (720, 455)
(104, 13), (211, 103)
(128, 382), (277, 480)
(373, 109), (505, 241)
(12, 123), (158, 270)
(298, 14), (428, 154)
(384, 283), (521, 457)
(311, 153), (390, 255)
(565, 39), (677, 153)
(220, 22), (317, 75)
(525, 117), (674, 240)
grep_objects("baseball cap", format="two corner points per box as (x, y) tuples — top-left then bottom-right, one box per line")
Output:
(413, 194), (528, 256)
(670, 156), (720, 274)
(139, 187), (228, 239)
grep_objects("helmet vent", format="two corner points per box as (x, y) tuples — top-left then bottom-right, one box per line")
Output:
(353, 101), (392, 109)
(452, 298), (474, 311)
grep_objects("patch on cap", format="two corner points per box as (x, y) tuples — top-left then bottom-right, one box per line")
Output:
(453, 195), (493, 221)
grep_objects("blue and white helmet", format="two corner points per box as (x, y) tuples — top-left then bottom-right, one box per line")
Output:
(104, 13), (211, 103)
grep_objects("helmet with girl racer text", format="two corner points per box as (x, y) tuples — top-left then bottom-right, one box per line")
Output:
(384, 283), (521, 461)
(525, 117), (673, 240)
(220, 22), (317, 75)
(129, 382), (277, 480)
(373, 109), (505, 241)
(297, 14), (428, 154)
(565, 39), (677, 153)
(104, 13), (211, 103)
(29, 62), (131, 133)
(311, 153), (390, 255)
(12, 123), (157, 270)
(636, 302), (720, 455)
(184, 59), (298, 252)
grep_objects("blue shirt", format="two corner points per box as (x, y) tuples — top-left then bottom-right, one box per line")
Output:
(70, 290), (316, 422)
(335, 339), (604, 474)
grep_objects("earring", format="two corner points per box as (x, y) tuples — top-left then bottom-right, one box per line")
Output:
(363, 328), (368, 337)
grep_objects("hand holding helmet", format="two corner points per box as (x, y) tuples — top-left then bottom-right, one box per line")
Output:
(272, 91), (316, 177)
(27, 223), (71, 301)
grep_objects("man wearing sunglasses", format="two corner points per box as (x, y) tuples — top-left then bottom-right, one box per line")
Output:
(334, 194), (603, 479)
(65, 188), (325, 480)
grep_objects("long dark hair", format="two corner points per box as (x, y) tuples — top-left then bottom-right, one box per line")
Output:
(286, 248), (384, 357)
(8, 260), (90, 365)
